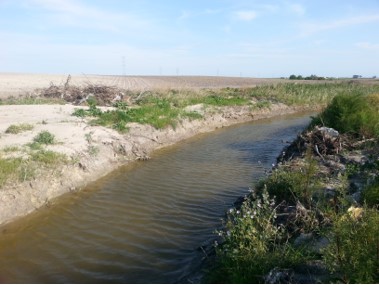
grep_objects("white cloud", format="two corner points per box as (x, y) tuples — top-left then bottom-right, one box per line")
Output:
(300, 14), (379, 36)
(289, 4), (305, 16)
(25, 0), (151, 33)
(233, 10), (257, 21)
(355, 42), (379, 50)
(261, 4), (279, 13)
(178, 10), (191, 20)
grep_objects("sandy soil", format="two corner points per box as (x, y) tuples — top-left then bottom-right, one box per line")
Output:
(0, 73), (284, 98)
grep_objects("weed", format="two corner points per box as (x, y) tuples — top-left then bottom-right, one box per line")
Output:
(113, 101), (128, 110)
(87, 145), (99, 156)
(256, 150), (318, 206)
(254, 100), (271, 109)
(181, 111), (203, 120)
(30, 150), (66, 165)
(84, 132), (94, 143)
(0, 157), (22, 187)
(2, 146), (20, 152)
(33, 131), (55, 145)
(323, 207), (379, 283)
(18, 163), (36, 182)
(362, 179), (379, 207)
(72, 108), (87, 118)
(208, 189), (311, 283)
(27, 142), (44, 150)
(5, 123), (34, 134)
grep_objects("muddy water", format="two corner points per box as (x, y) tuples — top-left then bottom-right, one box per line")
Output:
(0, 113), (312, 283)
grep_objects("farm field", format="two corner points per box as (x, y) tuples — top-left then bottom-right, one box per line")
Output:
(0, 73), (287, 98)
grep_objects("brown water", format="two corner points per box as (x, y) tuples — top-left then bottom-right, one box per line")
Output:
(0, 113), (312, 283)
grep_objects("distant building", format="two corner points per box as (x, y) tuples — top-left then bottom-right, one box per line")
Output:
(352, 75), (362, 79)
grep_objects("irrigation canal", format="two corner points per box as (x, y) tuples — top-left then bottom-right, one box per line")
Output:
(0, 112), (312, 283)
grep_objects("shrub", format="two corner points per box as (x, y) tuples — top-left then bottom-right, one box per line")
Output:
(312, 93), (379, 138)
(208, 190), (310, 283)
(362, 179), (379, 208)
(256, 151), (318, 206)
(323, 208), (379, 283)
(33, 131), (55, 145)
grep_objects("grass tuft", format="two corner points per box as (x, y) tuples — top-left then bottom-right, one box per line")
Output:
(5, 123), (34, 134)
(33, 131), (55, 145)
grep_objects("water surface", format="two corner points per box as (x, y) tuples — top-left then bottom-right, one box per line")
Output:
(0, 113), (312, 283)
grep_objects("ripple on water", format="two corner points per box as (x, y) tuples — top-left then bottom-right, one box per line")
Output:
(0, 113), (312, 283)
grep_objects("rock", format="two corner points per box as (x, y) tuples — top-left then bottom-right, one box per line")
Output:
(293, 260), (331, 283)
(294, 233), (330, 255)
(265, 267), (294, 284)
(294, 233), (314, 247)
(318, 127), (339, 139)
(184, 104), (205, 116)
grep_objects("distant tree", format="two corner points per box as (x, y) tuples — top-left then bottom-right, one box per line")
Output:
(289, 74), (297, 80)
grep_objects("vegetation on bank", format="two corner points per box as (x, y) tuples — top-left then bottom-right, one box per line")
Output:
(70, 81), (379, 132)
(206, 92), (379, 283)
(0, 131), (68, 187)
(1, 81), (378, 188)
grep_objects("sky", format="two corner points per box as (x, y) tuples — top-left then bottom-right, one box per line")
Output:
(1, 0), (379, 78)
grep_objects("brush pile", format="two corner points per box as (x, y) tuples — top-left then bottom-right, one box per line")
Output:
(35, 75), (125, 106)
(278, 126), (343, 163)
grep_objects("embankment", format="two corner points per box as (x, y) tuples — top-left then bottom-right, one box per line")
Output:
(0, 103), (316, 227)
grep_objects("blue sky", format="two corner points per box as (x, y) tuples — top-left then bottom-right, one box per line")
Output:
(1, 0), (379, 77)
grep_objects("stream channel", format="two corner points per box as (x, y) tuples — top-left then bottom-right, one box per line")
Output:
(0, 112), (313, 283)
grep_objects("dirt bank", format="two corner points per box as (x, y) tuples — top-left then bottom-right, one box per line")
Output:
(0, 103), (314, 227)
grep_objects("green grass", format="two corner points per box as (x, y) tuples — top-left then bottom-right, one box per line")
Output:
(30, 150), (67, 165)
(2, 146), (20, 152)
(33, 131), (55, 144)
(69, 81), (379, 133)
(73, 98), (204, 131)
(0, 97), (65, 105)
(5, 123), (34, 134)
(0, 146), (68, 187)
(0, 157), (22, 187)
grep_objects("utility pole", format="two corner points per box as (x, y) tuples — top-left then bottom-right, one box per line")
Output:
(122, 56), (126, 76)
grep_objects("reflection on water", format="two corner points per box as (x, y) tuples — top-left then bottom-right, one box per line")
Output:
(0, 113), (312, 283)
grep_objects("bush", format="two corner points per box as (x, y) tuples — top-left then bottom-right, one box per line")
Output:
(323, 208), (379, 283)
(208, 190), (310, 283)
(33, 131), (55, 145)
(312, 93), (379, 138)
(362, 179), (379, 208)
(256, 151), (318, 205)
